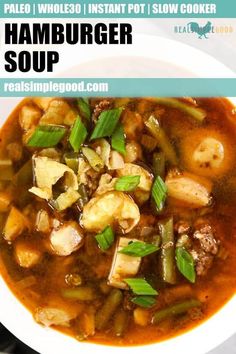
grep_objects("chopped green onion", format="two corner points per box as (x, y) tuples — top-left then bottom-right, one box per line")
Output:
(69, 117), (87, 152)
(111, 123), (126, 155)
(152, 176), (167, 211)
(119, 241), (159, 257)
(77, 98), (91, 121)
(115, 175), (140, 192)
(176, 247), (196, 283)
(82, 147), (104, 172)
(124, 278), (158, 296)
(90, 108), (123, 140)
(95, 226), (115, 251)
(131, 296), (156, 308)
(27, 125), (66, 148)
(64, 152), (79, 173)
(152, 98), (206, 123)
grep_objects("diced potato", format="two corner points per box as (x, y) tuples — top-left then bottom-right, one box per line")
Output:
(35, 209), (50, 233)
(133, 308), (149, 326)
(81, 191), (140, 233)
(3, 206), (30, 242)
(108, 238), (142, 289)
(35, 307), (75, 327)
(19, 105), (42, 131)
(0, 191), (13, 212)
(33, 97), (55, 111)
(165, 170), (212, 208)
(14, 240), (42, 268)
(50, 222), (84, 256)
(40, 99), (77, 126)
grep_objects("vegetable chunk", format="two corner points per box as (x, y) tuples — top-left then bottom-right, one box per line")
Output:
(35, 307), (75, 327)
(81, 191), (140, 233)
(50, 222), (84, 256)
(165, 170), (212, 208)
(3, 206), (30, 242)
(14, 240), (42, 268)
(108, 237), (142, 289)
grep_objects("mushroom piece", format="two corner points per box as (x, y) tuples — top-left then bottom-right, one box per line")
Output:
(81, 191), (140, 234)
(29, 156), (78, 201)
(180, 128), (234, 178)
(50, 222), (84, 256)
(108, 237), (142, 289)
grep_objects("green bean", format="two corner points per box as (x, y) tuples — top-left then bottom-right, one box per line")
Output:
(113, 309), (129, 337)
(61, 287), (95, 301)
(159, 217), (176, 284)
(95, 289), (123, 330)
(152, 299), (202, 324)
(152, 98), (206, 122)
(82, 147), (104, 172)
(152, 152), (165, 179)
(145, 116), (178, 165)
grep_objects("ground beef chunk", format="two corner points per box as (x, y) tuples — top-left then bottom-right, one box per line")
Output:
(190, 249), (214, 276)
(92, 100), (112, 122)
(193, 223), (219, 255)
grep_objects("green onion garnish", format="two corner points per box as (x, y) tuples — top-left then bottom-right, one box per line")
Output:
(95, 226), (114, 251)
(119, 241), (159, 257)
(131, 296), (156, 308)
(90, 108), (123, 140)
(69, 117), (87, 152)
(77, 98), (91, 121)
(27, 125), (66, 148)
(152, 176), (167, 211)
(115, 175), (140, 192)
(111, 123), (126, 155)
(124, 278), (158, 296)
(176, 247), (196, 283)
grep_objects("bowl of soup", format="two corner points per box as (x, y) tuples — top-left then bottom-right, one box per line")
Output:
(0, 96), (236, 354)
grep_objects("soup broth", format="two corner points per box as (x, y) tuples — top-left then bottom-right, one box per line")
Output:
(0, 97), (236, 345)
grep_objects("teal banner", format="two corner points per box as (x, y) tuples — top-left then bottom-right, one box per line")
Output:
(0, 0), (235, 18)
(0, 78), (236, 97)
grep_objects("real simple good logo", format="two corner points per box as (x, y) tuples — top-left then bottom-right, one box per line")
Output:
(174, 21), (234, 39)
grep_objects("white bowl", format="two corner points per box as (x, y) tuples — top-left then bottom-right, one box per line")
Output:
(0, 35), (236, 354)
